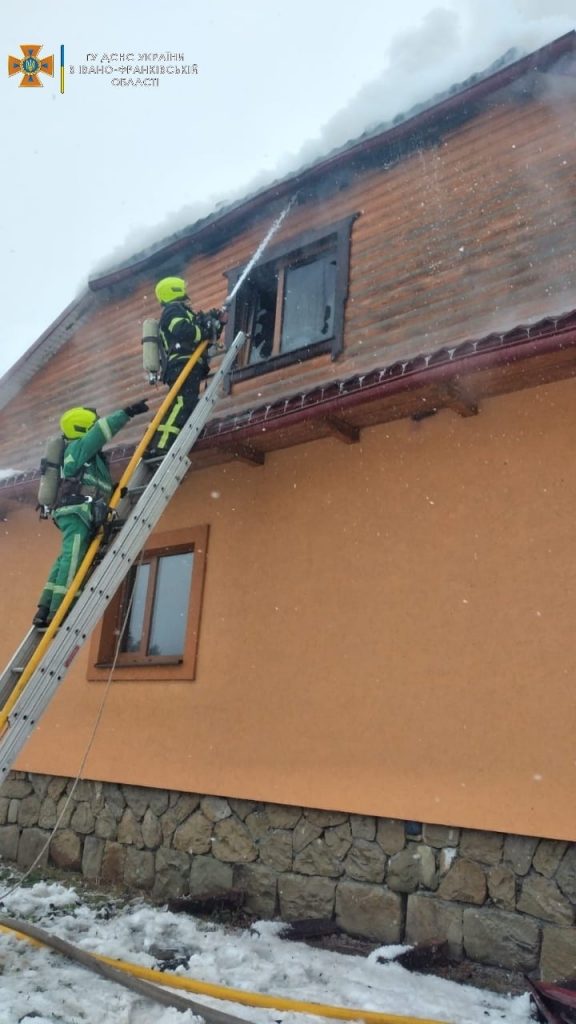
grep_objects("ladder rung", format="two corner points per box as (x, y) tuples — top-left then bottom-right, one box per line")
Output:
(0, 331), (248, 781)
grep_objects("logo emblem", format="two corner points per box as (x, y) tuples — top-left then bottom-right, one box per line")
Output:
(8, 44), (54, 87)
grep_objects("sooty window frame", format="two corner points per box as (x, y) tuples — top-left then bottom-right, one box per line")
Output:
(224, 214), (356, 384)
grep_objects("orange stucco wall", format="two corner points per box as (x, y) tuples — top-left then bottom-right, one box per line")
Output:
(3, 376), (576, 842)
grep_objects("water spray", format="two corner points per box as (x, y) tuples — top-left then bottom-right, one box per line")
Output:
(142, 194), (299, 380)
(224, 193), (299, 308)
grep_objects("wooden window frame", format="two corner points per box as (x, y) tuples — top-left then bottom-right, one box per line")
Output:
(88, 525), (208, 683)
(224, 213), (357, 386)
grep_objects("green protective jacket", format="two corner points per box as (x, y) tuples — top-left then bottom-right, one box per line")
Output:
(54, 409), (130, 529)
(37, 409), (131, 617)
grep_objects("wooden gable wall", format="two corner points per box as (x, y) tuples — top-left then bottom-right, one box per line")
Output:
(0, 76), (574, 476)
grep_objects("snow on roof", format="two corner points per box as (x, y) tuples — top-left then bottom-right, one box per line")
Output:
(88, 46), (524, 285)
(88, 32), (576, 289)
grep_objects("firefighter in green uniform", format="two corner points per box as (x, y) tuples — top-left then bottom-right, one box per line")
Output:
(33, 401), (148, 627)
(145, 277), (227, 460)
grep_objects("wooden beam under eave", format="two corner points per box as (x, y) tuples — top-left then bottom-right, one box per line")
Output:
(437, 384), (479, 418)
(322, 416), (360, 444)
(224, 444), (265, 466)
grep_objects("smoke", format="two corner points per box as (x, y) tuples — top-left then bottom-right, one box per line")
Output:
(281, 0), (574, 174)
(95, 0), (574, 274)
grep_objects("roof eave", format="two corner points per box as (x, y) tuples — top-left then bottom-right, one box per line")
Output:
(196, 315), (576, 448)
(88, 31), (576, 293)
(2, 315), (576, 502)
(0, 290), (94, 412)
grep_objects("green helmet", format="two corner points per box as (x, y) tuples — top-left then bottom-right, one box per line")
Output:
(60, 407), (98, 439)
(155, 277), (188, 304)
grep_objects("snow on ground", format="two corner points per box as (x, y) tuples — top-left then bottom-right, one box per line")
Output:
(0, 876), (534, 1024)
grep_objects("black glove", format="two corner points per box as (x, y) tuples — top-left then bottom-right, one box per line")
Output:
(204, 309), (225, 337)
(124, 400), (149, 417)
(207, 307), (227, 322)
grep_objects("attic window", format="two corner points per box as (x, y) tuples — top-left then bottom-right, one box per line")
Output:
(225, 213), (356, 383)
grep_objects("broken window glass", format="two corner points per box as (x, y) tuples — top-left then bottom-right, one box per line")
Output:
(281, 254), (337, 352)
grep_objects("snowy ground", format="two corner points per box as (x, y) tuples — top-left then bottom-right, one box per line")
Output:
(0, 875), (535, 1024)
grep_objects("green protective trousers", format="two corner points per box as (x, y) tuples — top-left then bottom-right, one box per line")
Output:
(37, 505), (94, 619)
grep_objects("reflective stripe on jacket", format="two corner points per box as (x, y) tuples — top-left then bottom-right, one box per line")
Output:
(158, 300), (212, 377)
(60, 409), (130, 503)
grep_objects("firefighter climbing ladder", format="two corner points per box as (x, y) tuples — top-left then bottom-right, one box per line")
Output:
(0, 331), (248, 782)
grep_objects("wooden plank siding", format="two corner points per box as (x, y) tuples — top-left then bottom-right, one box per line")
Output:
(0, 86), (575, 475)
(4, 43), (576, 838)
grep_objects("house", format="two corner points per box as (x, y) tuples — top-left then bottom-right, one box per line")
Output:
(1, 31), (576, 979)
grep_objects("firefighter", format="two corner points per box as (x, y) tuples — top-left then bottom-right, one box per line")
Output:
(33, 401), (149, 627)
(145, 277), (227, 460)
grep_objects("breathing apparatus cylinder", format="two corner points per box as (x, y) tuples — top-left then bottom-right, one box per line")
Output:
(37, 434), (65, 517)
(142, 318), (160, 383)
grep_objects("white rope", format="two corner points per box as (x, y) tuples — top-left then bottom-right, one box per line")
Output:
(0, 542), (143, 902)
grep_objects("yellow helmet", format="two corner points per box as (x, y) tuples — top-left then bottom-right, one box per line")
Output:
(155, 277), (188, 304)
(60, 407), (98, 439)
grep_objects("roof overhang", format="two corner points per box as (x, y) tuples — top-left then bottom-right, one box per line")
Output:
(0, 291), (96, 413)
(88, 31), (576, 293)
(1, 32), (573, 419)
(2, 311), (575, 505)
(187, 309), (576, 469)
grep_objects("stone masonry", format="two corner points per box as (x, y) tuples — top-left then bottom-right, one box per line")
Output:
(1, 771), (576, 981)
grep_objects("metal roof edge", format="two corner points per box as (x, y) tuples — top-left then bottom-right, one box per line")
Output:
(2, 308), (575, 500)
(88, 31), (576, 292)
(198, 309), (576, 443)
(3, 33), (573, 422)
(0, 290), (95, 413)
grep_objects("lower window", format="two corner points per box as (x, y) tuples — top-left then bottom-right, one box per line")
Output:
(121, 550), (194, 659)
(88, 526), (208, 681)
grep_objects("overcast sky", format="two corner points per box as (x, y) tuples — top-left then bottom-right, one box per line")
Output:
(2, 0), (574, 379)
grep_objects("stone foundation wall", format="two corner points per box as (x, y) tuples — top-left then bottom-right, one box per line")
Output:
(1, 771), (576, 981)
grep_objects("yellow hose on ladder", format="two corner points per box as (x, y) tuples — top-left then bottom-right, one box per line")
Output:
(0, 342), (209, 731)
(0, 920), (449, 1024)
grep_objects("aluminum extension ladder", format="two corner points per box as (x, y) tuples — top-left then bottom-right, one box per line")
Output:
(0, 332), (247, 781)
